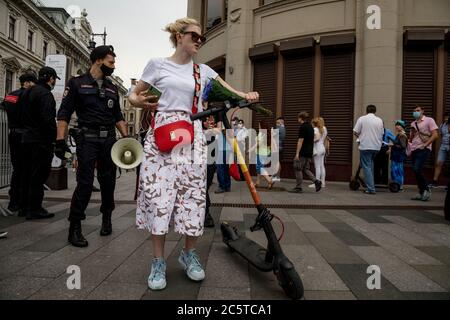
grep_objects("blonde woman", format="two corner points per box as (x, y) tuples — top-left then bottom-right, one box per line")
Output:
(310, 117), (328, 188)
(129, 18), (259, 291)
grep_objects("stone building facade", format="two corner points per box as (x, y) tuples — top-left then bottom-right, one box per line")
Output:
(188, 0), (450, 181)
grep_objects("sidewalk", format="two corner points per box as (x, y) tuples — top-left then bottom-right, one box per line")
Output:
(0, 171), (449, 300)
(1, 170), (446, 209)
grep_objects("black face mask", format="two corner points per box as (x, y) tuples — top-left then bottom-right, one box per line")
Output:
(101, 64), (115, 77)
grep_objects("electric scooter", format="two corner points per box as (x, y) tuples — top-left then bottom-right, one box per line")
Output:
(191, 100), (304, 300)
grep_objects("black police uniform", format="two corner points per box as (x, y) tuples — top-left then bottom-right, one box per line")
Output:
(20, 82), (57, 219)
(57, 72), (124, 224)
(1, 88), (26, 212)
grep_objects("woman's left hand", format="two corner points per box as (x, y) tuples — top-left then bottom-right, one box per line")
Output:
(245, 92), (260, 102)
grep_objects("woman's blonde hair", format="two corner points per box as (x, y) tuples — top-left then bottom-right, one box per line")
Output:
(312, 117), (326, 135)
(165, 18), (201, 47)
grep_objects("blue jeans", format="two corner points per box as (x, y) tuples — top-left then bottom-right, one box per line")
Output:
(216, 150), (231, 191)
(360, 150), (379, 193)
(411, 149), (431, 194)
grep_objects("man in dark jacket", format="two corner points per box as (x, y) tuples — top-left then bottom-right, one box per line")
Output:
(1, 73), (37, 216)
(20, 67), (59, 220)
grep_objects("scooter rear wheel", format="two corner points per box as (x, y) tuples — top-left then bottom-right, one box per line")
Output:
(277, 266), (304, 300)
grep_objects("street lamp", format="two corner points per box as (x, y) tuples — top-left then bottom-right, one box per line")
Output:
(88, 27), (107, 51)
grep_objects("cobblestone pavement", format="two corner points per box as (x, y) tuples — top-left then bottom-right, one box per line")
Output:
(0, 172), (449, 300)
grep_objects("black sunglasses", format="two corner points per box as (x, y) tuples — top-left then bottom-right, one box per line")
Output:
(182, 31), (207, 44)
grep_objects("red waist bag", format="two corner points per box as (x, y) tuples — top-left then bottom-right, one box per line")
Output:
(152, 63), (201, 153)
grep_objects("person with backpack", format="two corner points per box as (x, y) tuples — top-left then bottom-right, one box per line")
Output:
(388, 120), (408, 190)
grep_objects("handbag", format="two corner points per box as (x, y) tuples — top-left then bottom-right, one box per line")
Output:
(151, 63), (201, 153)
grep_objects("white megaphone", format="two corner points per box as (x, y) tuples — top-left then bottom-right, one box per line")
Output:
(111, 138), (144, 170)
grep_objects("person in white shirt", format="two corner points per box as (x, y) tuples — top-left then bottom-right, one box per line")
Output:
(353, 105), (384, 194)
(129, 18), (259, 291)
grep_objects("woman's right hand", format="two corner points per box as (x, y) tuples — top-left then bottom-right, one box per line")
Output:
(131, 91), (159, 111)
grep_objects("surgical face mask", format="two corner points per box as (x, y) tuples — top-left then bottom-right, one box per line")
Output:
(101, 63), (115, 77)
(413, 111), (422, 120)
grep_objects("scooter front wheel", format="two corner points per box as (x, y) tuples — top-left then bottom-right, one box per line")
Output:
(277, 266), (304, 300)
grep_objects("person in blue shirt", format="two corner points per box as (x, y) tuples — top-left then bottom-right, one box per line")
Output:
(374, 125), (396, 185)
(388, 120), (408, 189)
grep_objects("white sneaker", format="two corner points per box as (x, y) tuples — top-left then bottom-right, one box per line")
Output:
(148, 258), (167, 291)
(308, 184), (315, 189)
(179, 249), (205, 282)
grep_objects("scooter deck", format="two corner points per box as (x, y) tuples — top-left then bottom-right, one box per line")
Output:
(226, 237), (274, 272)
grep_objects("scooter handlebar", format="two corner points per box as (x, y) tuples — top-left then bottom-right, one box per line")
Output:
(190, 100), (256, 122)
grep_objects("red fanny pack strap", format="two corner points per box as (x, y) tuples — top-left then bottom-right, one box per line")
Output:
(192, 63), (201, 115)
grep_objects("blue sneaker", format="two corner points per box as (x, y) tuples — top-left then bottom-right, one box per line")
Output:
(178, 249), (205, 282)
(148, 258), (167, 291)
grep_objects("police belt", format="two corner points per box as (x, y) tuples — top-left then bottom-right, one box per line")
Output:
(80, 126), (116, 138)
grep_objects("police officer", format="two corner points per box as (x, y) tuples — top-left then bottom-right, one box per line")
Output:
(55, 46), (128, 248)
(20, 67), (59, 220)
(1, 73), (37, 216)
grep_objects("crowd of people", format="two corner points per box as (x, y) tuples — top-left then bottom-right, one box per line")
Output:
(1, 17), (449, 292)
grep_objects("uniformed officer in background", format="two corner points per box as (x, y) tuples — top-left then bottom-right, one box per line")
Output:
(55, 45), (128, 248)
(1, 73), (37, 216)
(20, 67), (59, 220)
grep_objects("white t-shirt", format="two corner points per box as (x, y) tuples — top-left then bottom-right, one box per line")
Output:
(353, 113), (384, 151)
(140, 57), (218, 114)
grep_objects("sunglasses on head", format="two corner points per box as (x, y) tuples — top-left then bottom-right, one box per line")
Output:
(182, 31), (207, 44)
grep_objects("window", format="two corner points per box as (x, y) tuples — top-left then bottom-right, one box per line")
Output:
(27, 30), (34, 52)
(43, 41), (48, 60)
(5, 70), (14, 95)
(130, 113), (134, 122)
(203, 0), (227, 32)
(8, 16), (16, 40)
(261, 0), (284, 5)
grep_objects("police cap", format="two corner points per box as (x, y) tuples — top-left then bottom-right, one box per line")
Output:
(39, 66), (61, 80)
(90, 45), (116, 63)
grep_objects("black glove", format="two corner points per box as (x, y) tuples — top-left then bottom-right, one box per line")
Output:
(55, 140), (71, 160)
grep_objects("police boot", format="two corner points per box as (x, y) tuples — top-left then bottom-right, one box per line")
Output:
(100, 212), (112, 237)
(68, 221), (89, 248)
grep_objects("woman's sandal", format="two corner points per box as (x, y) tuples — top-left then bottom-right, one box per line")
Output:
(268, 181), (275, 190)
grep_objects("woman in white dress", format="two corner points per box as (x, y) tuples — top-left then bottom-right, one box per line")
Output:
(128, 18), (259, 291)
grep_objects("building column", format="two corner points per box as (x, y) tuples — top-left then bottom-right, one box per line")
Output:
(225, 0), (259, 125)
(353, 0), (403, 172)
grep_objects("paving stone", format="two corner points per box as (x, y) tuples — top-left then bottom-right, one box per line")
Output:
(0, 251), (49, 281)
(305, 233), (366, 264)
(291, 215), (330, 233)
(95, 227), (150, 257)
(427, 210), (445, 218)
(333, 212), (442, 265)
(347, 210), (393, 224)
(282, 245), (348, 291)
(331, 264), (405, 300)
(351, 246), (445, 293)
(198, 287), (251, 300)
(29, 254), (128, 300)
(201, 243), (250, 289)
(349, 210), (448, 224)
(220, 207), (244, 222)
(401, 292), (450, 300)
(321, 222), (377, 247)
(427, 224), (450, 237)
(384, 216), (450, 247)
(21, 225), (97, 253)
(87, 282), (148, 300)
(373, 223), (438, 247)
(413, 265), (450, 291)
(304, 291), (357, 300)
(416, 246), (450, 266)
(0, 276), (53, 300)
(85, 206), (101, 217)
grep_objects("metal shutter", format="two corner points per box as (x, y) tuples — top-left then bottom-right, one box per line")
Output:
(402, 46), (436, 169)
(445, 48), (450, 116)
(282, 54), (315, 161)
(252, 59), (277, 130)
(320, 48), (355, 181)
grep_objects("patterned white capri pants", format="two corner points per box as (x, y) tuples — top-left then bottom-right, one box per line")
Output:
(136, 111), (207, 237)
